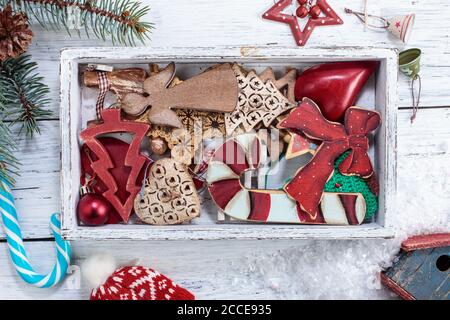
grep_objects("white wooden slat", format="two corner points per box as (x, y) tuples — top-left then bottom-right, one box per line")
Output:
(22, 0), (450, 116)
(1, 108), (449, 239)
(0, 239), (393, 300)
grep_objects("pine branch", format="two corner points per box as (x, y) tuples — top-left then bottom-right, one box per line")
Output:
(0, 101), (20, 188)
(0, 54), (52, 137)
(3, 0), (153, 46)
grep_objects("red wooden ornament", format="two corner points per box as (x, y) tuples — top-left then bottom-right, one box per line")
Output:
(81, 137), (152, 224)
(79, 108), (150, 223)
(295, 61), (378, 122)
(262, 0), (343, 46)
(279, 98), (381, 220)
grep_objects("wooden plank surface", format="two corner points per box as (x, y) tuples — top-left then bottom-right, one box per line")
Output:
(0, 0), (449, 299)
(2, 108), (448, 239)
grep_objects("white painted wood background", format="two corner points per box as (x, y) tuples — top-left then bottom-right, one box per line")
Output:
(0, 0), (449, 299)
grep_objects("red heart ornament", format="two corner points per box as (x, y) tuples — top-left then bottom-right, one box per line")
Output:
(81, 137), (152, 224)
(295, 61), (378, 122)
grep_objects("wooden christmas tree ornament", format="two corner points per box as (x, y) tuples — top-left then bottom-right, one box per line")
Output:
(80, 137), (153, 224)
(258, 67), (298, 104)
(134, 158), (201, 225)
(79, 108), (150, 223)
(279, 98), (381, 221)
(121, 63), (239, 128)
(225, 64), (295, 134)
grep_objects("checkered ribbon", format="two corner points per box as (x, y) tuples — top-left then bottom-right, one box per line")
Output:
(96, 71), (110, 119)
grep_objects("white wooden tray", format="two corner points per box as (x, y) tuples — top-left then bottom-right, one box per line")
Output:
(60, 46), (398, 240)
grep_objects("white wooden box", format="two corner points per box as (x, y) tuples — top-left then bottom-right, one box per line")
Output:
(60, 46), (398, 240)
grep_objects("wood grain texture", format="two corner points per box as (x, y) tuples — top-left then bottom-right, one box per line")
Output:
(2, 108), (448, 239)
(24, 0), (450, 116)
(0, 0), (449, 299)
(0, 239), (393, 300)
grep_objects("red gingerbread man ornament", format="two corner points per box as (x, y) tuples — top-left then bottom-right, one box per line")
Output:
(279, 98), (381, 221)
(262, 0), (343, 46)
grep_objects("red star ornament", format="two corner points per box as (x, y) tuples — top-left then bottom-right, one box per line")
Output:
(262, 0), (343, 46)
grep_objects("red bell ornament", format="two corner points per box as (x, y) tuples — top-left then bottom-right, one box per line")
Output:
(309, 5), (321, 18)
(296, 6), (309, 18)
(77, 186), (111, 226)
(294, 61), (378, 122)
(297, 0), (307, 4)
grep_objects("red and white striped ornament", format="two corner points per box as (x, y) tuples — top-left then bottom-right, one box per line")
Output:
(206, 134), (367, 225)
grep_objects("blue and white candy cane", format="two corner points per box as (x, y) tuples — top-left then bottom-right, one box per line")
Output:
(0, 179), (71, 288)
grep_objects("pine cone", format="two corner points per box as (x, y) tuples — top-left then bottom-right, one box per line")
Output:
(0, 5), (33, 61)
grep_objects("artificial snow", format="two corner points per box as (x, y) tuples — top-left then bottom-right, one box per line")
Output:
(222, 153), (449, 299)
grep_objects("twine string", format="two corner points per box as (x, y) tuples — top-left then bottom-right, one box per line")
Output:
(344, 8), (388, 29)
(410, 74), (421, 123)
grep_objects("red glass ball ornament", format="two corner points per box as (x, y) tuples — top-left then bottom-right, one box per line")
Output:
(77, 190), (111, 226)
(296, 6), (309, 19)
(309, 5), (321, 18)
(297, 0), (308, 5)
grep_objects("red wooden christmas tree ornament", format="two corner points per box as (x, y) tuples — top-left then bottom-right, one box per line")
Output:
(279, 98), (381, 220)
(79, 108), (150, 223)
(262, 0), (343, 46)
(80, 137), (153, 224)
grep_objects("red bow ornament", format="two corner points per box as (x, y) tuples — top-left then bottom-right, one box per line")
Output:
(279, 98), (381, 220)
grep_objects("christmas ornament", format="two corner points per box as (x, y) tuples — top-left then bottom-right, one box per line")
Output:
(77, 185), (111, 226)
(258, 67), (298, 104)
(134, 158), (200, 225)
(324, 151), (378, 221)
(296, 6), (308, 19)
(83, 67), (148, 102)
(279, 98), (381, 221)
(79, 108), (150, 223)
(170, 127), (198, 164)
(225, 64), (295, 134)
(0, 178), (71, 288)
(262, 0), (343, 47)
(207, 134), (367, 224)
(399, 48), (422, 122)
(283, 132), (316, 160)
(135, 64), (227, 161)
(345, 8), (415, 44)
(121, 62), (238, 128)
(294, 61), (378, 122)
(309, 5), (322, 19)
(81, 137), (152, 224)
(0, 4), (33, 61)
(380, 233), (450, 300)
(150, 137), (168, 155)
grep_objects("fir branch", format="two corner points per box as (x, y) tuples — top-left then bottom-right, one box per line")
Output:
(3, 0), (153, 46)
(0, 54), (52, 137)
(0, 101), (20, 187)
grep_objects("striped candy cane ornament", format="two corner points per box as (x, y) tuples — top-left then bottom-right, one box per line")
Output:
(207, 134), (367, 225)
(0, 179), (71, 288)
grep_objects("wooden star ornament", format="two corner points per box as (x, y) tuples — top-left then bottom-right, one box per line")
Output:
(262, 0), (343, 46)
